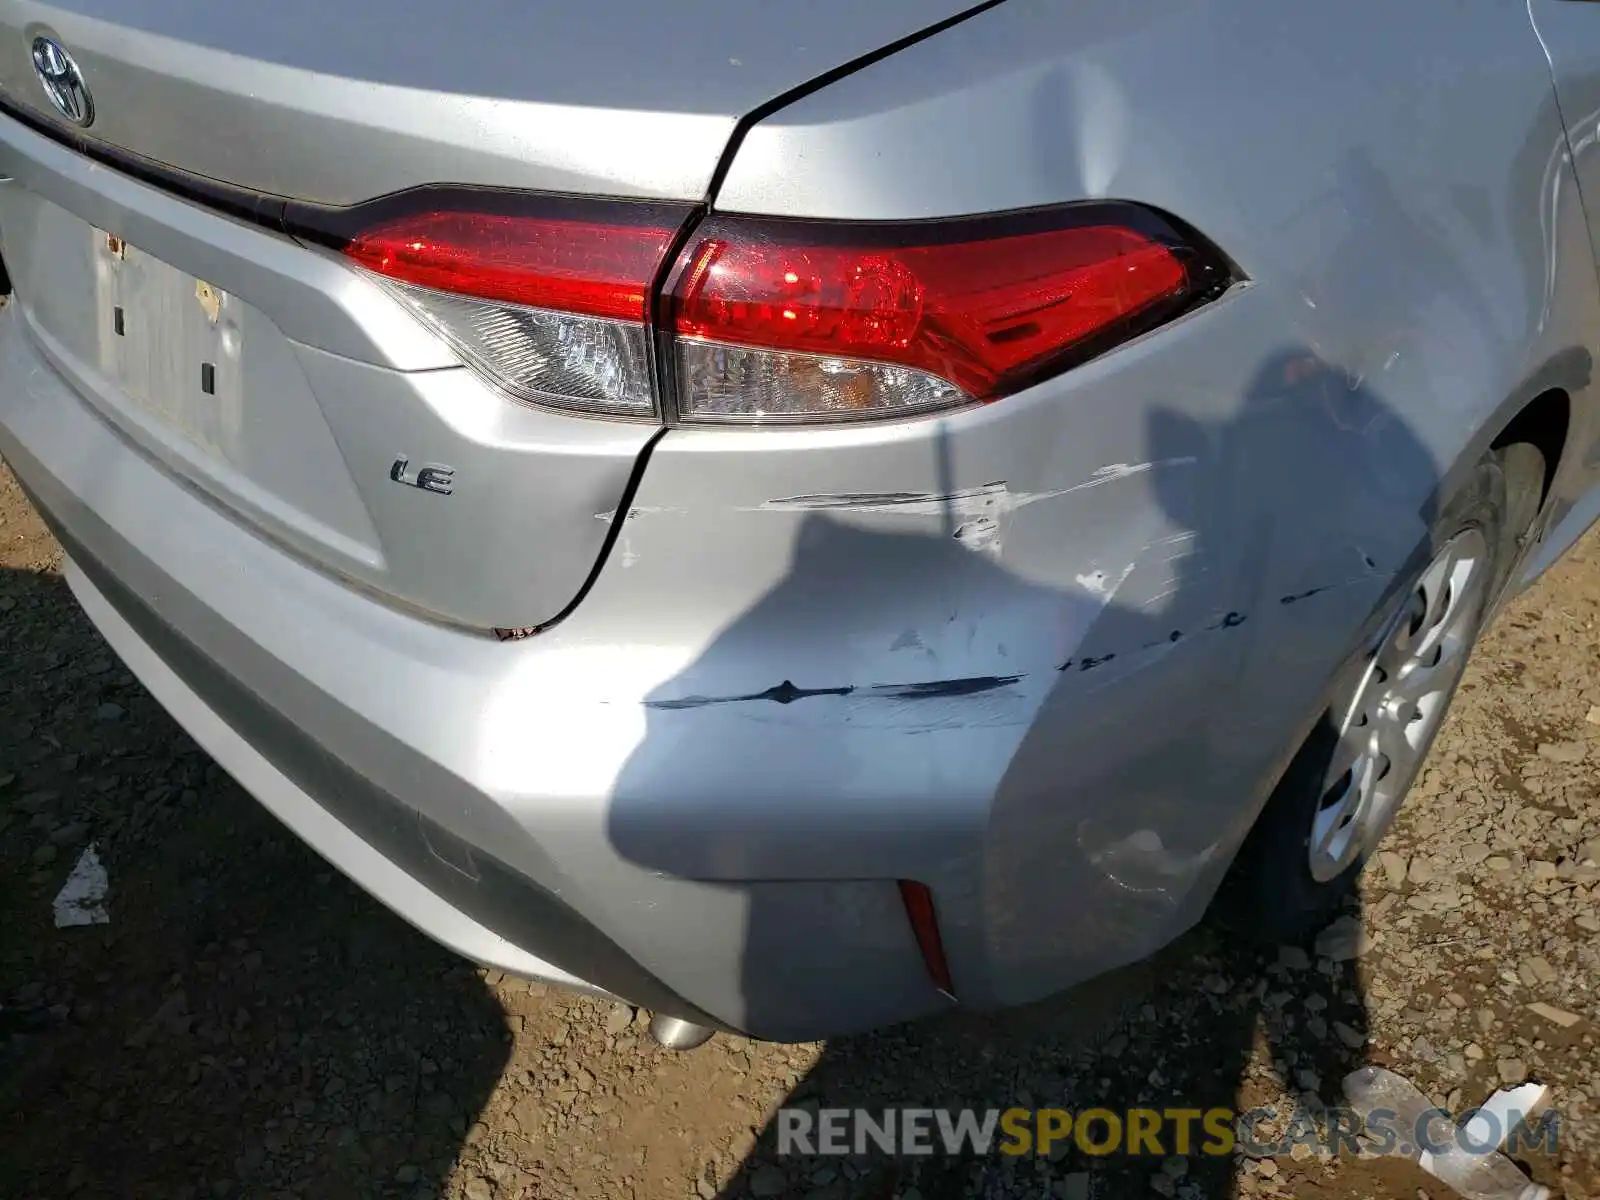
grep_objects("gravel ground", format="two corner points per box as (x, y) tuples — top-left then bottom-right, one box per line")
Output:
(2, 459), (1597, 1200)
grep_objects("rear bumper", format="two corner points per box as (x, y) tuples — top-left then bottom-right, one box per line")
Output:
(0, 273), (1417, 1038)
(0, 300), (954, 1038)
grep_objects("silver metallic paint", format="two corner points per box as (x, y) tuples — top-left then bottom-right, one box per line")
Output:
(0, 0), (991, 202)
(1, 0), (1599, 1038)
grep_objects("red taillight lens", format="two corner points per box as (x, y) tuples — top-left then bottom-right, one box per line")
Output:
(344, 210), (681, 323)
(333, 194), (691, 418)
(324, 190), (1225, 424)
(666, 207), (1224, 422)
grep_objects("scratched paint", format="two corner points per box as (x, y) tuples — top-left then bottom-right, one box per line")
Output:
(594, 505), (687, 524)
(753, 483), (1010, 518)
(646, 674), (1023, 710)
(753, 459), (1197, 519)
(952, 516), (1002, 552)
(1074, 561), (1137, 598)
(1058, 604), (1252, 672)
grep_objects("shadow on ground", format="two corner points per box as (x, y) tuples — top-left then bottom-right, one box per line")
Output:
(712, 915), (1371, 1199)
(0, 565), (506, 1200)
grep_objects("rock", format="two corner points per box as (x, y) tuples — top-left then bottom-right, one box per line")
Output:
(750, 1165), (789, 1197)
(462, 1179), (493, 1200)
(1461, 843), (1492, 865)
(1523, 956), (1558, 986)
(48, 821), (88, 847)
(1577, 914), (1600, 934)
(1465, 1042), (1485, 1060)
(126, 990), (190, 1048)
(1277, 946), (1310, 971)
(394, 1166), (419, 1185)
(420, 1091), (454, 1119)
(603, 1004), (633, 1036)
(1486, 855), (1513, 872)
(15, 790), (59, 814)
(1315, 915), (1371, 963)
(1377, 851), (1409, 889)
(1536, 741), (1587, 764)
(1497, 1059), (1528, 1085)
(1256, 1160), (1279, 1180)
(1531, 860), (1558, 881)
(572, 1066), (595, 1093)
(1408, 857), (1434, 885)
(95, 702), (125, 722)
(1586, 705), (1600, 727)
(1432, 887), (1464, 911)
(1582, 838), (1600, 867)
(511, 1094), (542, 1134)
(1477, 1008), (1496, 1034)
(1333, 1022), (1365, 1050)
(31, 842), (58, 866)
(1527, 1002), (1581, 1029)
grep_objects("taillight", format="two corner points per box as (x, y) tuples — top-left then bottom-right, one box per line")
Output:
(665, 207), (1224, 422)
(333, 192), (693, 418)
(328, 193), (1227, 424)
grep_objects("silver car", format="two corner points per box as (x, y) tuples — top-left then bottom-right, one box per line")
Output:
(2, 0), (1599, 1046)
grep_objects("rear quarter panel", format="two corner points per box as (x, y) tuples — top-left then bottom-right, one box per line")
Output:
(637, 0), (1600, 1003)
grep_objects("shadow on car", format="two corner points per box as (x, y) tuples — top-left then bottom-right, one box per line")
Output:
(608, 339), (1465, 1197)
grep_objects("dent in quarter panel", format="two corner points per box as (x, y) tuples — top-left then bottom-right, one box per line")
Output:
(715, 0), (1600, 576)
(589, 0), (1600, 1009)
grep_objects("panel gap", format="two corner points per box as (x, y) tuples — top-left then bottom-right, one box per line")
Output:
(200, 362), (215, 395)
(112, 306), (124, 337)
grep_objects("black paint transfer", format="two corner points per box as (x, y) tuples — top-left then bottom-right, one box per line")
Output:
(646, 674), (1022, 710)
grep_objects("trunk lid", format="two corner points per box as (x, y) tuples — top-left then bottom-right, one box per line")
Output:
(0, 0), (985, 203)
(0, 0), (990, 632)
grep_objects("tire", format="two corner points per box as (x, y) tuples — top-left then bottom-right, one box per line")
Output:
(1224, 440), (1547, 941)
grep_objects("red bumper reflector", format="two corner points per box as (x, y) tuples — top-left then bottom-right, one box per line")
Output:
(898, 879), (956, 998)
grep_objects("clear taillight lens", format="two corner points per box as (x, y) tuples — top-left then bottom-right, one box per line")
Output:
(376, 282), (657, 416)
(675, 339), (965, 420)
(337, 197), (692, 418)
(327, 193), (1226, 424)
(665, 207), (1228, 423)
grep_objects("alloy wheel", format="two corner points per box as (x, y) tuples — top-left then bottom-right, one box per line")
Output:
(1306, 528), (1491, 882)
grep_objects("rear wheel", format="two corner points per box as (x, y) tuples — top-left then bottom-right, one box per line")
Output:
(1229, 441), (1545, 937)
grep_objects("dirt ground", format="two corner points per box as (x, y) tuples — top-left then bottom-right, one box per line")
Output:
(2, 458), (1597, 1200)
